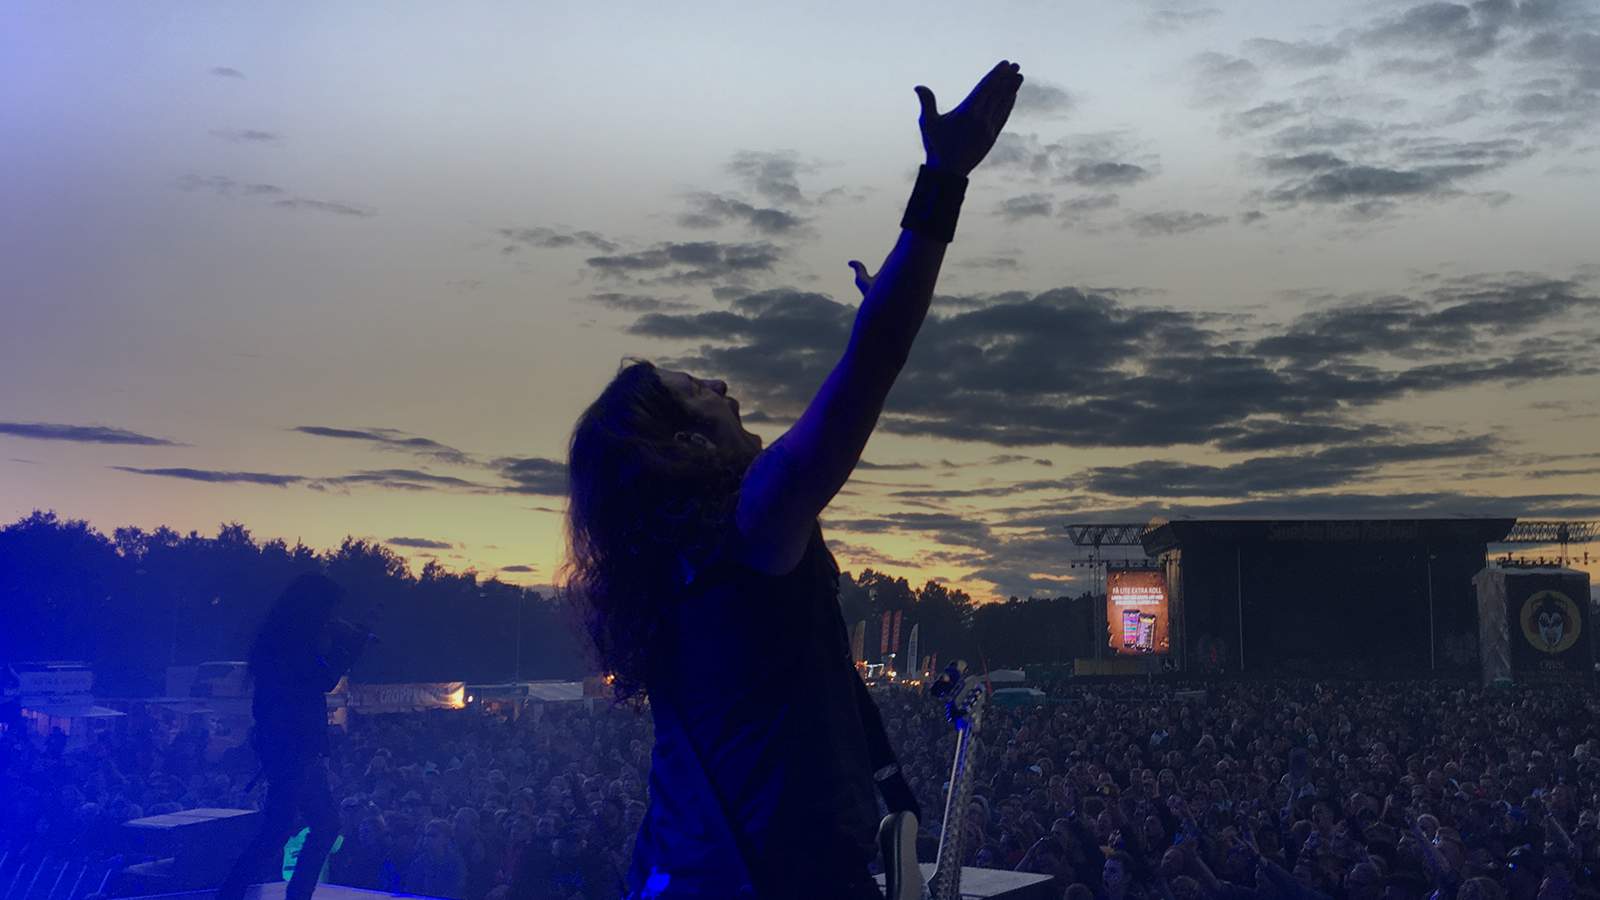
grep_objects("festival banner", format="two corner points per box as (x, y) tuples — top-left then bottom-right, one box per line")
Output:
(880, 610), (892, 656)
(906, 624), (920, 678)
(1477, 567), (1593, 686)
(1510, 571), (1591, 684)
(348, 682), (466, 713)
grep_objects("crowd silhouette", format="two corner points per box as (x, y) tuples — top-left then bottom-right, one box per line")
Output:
(7, 678), (1600, 900)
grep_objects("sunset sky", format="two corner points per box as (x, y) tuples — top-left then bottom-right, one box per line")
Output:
(3, 0), (1597, 601)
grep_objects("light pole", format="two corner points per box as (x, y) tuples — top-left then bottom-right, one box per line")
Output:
(1426, 550), (1437, 672)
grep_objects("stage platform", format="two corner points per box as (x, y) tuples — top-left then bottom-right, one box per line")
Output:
(123, 884), (448, 900)
(874, 864), (1055, 899)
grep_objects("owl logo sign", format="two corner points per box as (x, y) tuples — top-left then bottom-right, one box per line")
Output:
(1520, 589), (1582, 655)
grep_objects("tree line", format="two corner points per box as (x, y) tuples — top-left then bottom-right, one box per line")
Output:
(0, 511), (1100, 695)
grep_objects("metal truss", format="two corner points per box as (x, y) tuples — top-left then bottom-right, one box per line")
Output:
(1501, 521), (1598, 544)
(1064, 523), (1151, 547)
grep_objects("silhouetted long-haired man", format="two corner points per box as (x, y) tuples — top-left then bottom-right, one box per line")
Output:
(217, 573), (371, 900)
(559, 61), (1023, 899)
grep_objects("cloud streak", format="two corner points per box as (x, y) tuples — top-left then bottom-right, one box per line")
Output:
(387, 536), (455, 549)
(1, 422), (179, 446)
(292, 426), (473, 465)
(112, 466), (303, 486)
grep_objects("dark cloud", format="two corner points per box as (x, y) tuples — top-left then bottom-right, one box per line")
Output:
(1051, 490), (1600, 521)
(210, 67), (245, 78)
(822, 539), (921, 570)
(1359, 1), (1509, 59)
(292, 426), (472, 465)
(1128, 210), (1228, 236)
(675, 192), (809, 236)
(1062, 193), (1121, 214)
(0, 422), (178, 446)
(855, 459), (931, 471)
(887, 479), (1063, 501)
(824, 512), (995, 549)
(112, 466), (303, 487)
(494, 457), (567, 495)
(1257, 274), (1599, 359)
(1270, 119), (1382, 150)
(987, 132), (1070, 177)
(1372, 55), (1484, 81)
(586, 241), (783, 285)
(176, 174), (243, 195)
(318, 469), (490, 492)
(582, 292), (697, 312)
(1252, 131), (1534, 215)
(387, 537), (454, 549)
(305, 470), (489, 490)
(1266, 163), (1486, 205)
(1146, 6), (1222, 34)
(1243, 37), (1349, 67)
(986, 132), (1156, 190)
(627, 274), (1599, 452)
(857, 454), (1054, 474)
(953, 255), (1021, 271)
(209, 128), (280, 143)
(1512, 87), (1600, 118)
(1012, 81), (1076, 118)
(271, 197), (375, 217)
(1211, 418), (1389, 452)
(1066, 162), (1152, 186)
(1192, 0), (1600, 223)
(816, 185), (875, 206)
(1191, 52), (1262, 105)
(1261, 152), (1349, 173)
(178, 175), (373, 216)
(498, 227), (618, 254)
(1074, 435), (1494, 497)
(725, 150), (817, 206)
(500, 564), (536, 573)
(1394, 137), (1532, 165)
(996, 193), (1054, 222)
(1230, 101), (1300, 132)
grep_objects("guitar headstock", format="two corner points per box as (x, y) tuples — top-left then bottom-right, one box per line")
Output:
(928, 660), (986, 731)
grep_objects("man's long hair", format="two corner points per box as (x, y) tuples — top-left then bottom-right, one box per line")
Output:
(561, 359), (753, 705)
(248, 572), (344, 680)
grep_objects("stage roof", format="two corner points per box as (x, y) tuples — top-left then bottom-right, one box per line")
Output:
(1141, 518), (1516, 555)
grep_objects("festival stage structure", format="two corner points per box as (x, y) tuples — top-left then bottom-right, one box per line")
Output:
(1066, 518), (1596, 676)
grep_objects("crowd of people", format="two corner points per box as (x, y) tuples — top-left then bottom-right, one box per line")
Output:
(5, 677), (1600, 900)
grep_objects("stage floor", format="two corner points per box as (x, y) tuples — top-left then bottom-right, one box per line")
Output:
(874, 863), (1054, 895)
(124, 884), (449, 900)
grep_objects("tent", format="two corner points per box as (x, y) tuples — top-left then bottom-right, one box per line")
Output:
(19, 703), (126, 749)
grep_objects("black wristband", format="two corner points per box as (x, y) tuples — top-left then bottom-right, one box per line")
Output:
(900, 164), (969, 243)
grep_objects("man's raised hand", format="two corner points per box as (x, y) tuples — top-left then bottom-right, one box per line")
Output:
(915, 60), (1023, 177)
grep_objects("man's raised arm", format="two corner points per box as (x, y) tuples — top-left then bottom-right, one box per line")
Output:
(735, 60), (1024, 575)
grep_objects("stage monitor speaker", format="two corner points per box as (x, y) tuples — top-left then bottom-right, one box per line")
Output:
(121, 808), (260, 890)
